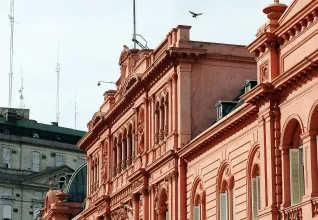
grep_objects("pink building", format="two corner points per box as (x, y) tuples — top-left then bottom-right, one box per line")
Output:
(40, 0), (318, 219)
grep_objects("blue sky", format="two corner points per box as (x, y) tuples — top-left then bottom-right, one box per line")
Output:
(0, 0), (292, 131)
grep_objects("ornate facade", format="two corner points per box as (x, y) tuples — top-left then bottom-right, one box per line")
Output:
(40, 0), (318, 219)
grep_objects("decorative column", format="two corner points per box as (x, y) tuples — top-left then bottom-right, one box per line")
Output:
(164, 100), (168, 137)
(178, 158), (186, 219)
(132, 130), (135, 160)
(132, 194), (140, 220)
(140, 188), (149, 220)
(112, 145), (117, 177)
(127, 135), (131, 166)
(280, 145), (290, 208)
(122, 138), (127, 169)
(117, 142), (121, 174)
(159, 104), (164, 141)
(169, 79), (173, 134)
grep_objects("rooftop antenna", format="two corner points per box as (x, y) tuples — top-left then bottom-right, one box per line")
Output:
(18, 67), (25, 109)
(132, 0), (148, 49)
(8, 0), (15, 108)
(74, 90), (78, 129)
(55, 42), (60, 124)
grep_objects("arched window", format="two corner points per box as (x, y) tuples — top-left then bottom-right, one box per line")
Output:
(59, 176), (66, 189)
(217, 164), (235, 220)
(191, 179), (206, 220)
(251, 164), (260, 220)
(156, 188), (168, 220)
(281, 117), (304, 206)
(247, 146), (261, 220)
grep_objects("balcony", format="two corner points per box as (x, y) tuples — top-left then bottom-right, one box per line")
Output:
(280, 203), (303, 220)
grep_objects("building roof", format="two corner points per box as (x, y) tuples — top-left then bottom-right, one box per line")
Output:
(0, 117), (86, 137)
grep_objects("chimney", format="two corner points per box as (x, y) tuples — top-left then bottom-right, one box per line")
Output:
(5, 109), (18, 122)
(51, 122), (58, 126)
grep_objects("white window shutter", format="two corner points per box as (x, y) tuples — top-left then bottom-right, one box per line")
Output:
(3, 204), (12, 219)
(299, 147), (305, 198)
(290, 149), (300, 205)
(232, 188), (235, 220)
(220, 192), (228, 220)
(56, 155), (63, 167)
(33, 151), (40, 172)
(3, 147), (11, 168)
(193, 206), (201, 220)
(252, 178), (257, 220)
(256, 176), (261, 211)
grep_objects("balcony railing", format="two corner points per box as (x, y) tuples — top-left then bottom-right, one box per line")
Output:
(281, 203), (303, 220)
(312, 197), (318, 217)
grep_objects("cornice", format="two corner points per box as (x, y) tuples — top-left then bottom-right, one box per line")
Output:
(276, 1), (318, 36)
(78, 47), (207, 151)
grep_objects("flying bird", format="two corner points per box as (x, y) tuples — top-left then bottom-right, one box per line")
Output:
(189, 11), (203, 18)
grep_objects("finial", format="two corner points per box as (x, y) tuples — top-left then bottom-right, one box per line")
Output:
(263, 0), (287, 20)
(50, 182), (54, 189)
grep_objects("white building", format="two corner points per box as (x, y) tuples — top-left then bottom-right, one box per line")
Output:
(0, 108), (86, 220)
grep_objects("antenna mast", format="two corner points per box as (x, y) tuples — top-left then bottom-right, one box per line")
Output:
(133, 0), (137, 49)
(8, 0), (15, 108)
(74, 91), (78, 129)
(19, 67), (25, 109)
(55, 43), (60, 124)
(132, 0), (148, 49)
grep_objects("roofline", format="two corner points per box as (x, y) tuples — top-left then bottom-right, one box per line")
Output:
(0, 133), (84, 153)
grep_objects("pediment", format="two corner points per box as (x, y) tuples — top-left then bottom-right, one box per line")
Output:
(22, 165), (74, 186)
(91, 112), (104, 127)
(278, 0), (312, 25)
(122, 73), (141, 94)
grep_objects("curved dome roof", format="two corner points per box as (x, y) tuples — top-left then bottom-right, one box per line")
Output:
(65, 163), (87, 203)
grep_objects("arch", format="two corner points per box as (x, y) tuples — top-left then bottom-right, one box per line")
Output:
(246, 144), (260, 220)
(122, 73), (141, 94)
(308, 99), (318, 131)
(216, 160), (235, 220)
(91, 112), (104, 127)
(216, 160), (231, 189)
(281, 114), (304, 146)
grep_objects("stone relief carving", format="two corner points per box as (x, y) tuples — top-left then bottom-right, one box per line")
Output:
(261, 64), (269, 82)
(138, 107), (145, 152)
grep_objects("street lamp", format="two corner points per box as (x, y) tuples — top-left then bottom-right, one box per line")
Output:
(97, 81), (116, 86)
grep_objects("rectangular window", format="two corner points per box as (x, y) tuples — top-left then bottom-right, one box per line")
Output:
(193, 205), (200, 220)
(217, 105), (223, 120)
(165, 211), (169, 220)
(56, 155), (63, 167)
(3, 204), (12, 219)
(2, 147), (11, 168)
(220, 192), (228, 220)
(245, 84), (251, 93)
(32, 151), (40, 172)
(3, 188), (13, 197)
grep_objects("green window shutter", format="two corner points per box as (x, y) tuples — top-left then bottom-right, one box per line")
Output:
(252, 178), (257, 220)
(256, 176), (261, 211)
(290, 149), (300, 205)
(232, 188), (235, 220)
(220, 192), (228, 220)
(193, 206), (200, 220)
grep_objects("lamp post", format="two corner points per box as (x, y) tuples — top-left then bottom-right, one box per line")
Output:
(97, 81), (116, 86)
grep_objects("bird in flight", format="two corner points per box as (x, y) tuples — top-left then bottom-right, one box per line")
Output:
(189, 11), (203, 18)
